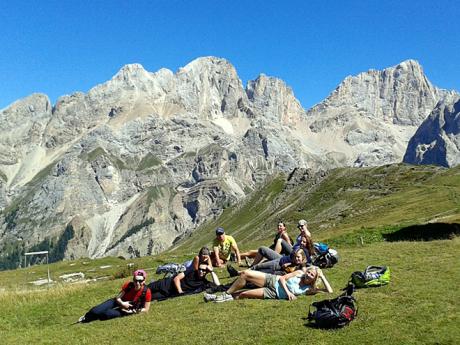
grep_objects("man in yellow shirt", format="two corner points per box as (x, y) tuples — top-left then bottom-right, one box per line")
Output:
(212, 227), (241, 267)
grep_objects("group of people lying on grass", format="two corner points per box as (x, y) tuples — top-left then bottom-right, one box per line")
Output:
(78, 220), (333, 323)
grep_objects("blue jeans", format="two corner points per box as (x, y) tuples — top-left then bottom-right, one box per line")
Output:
(83, 299), (125, 322)
(252, 247), (283, 273)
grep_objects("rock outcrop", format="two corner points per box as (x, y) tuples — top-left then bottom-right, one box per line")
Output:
(305, 60), (455, 167)
(0, 56), (458, 263)
(403, 95), (460, 167)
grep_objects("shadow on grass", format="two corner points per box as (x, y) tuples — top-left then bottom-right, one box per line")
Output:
(383, 223), (460, 242)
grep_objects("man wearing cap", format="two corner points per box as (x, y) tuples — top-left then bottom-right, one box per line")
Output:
(212, 227), (241, 267)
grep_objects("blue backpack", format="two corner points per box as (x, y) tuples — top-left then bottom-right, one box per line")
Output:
(312, 243), (339, 268)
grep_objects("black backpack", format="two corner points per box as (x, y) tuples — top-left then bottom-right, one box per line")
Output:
(312, 248), (339, 268)
(307, 284), (357, 329)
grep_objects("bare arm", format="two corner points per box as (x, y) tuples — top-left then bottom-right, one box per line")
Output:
(317, 270), (333, 293)
(232, 241), (241, 265)
(138, 301), (150, 313)
(209, 271), (221, 286)
(173, 272), (185, 294)
(278, 270), (304, 301)
(301, 227), (311, 238)
(192, 256), (200, 271)
(115, 290), (132, 310)
(308, 269), (333, 294)
(213, 246), (223, 267)
(281, 231), (292, 245)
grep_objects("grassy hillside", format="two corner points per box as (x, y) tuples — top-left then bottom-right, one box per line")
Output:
(1, 163), (459, 344)
(175, 163), (460, 251)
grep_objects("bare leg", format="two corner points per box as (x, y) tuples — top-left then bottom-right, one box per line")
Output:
(251, 253), (264, 266)
(275, 239), (293, 255)
(274, 239), (283, 253)
(240, 250), (258, 259)
(227, 270), (266, 294)
(234, 288), (265, 300)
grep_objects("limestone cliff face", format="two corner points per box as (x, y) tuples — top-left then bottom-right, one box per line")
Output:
(305, 60), (454, 167)
(0, 57), (457, 262)
(403, 95), (460, 167)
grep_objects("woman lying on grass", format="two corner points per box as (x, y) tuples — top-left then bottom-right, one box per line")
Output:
(78, 269), (151, 323)
(148, 263), (220, 300)
(204, 266), (332, 303)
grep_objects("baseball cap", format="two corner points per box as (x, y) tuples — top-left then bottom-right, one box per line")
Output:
(133, 269), (146, 281)
(298, 219), (308, 227)
(216, 227), (225, 235)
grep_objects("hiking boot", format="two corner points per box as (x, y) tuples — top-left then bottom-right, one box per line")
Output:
(226, 264), (239, 277)
(203, 292), (218, 302)
(245, 257), (254, 267)
(214, 292), (234, 303)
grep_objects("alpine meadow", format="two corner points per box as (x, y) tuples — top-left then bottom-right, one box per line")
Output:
(1, 164), (459, 344)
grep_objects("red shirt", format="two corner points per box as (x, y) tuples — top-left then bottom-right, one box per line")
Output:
(121, 281), (152, 302)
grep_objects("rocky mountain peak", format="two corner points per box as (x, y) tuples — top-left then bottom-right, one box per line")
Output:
(308, 59), (447, 128)
(246, 74), (305, 126)
(113, 63), (150, 81)
(175, 56), (248, 120)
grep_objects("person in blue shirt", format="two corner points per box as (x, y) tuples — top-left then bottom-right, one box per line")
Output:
(204, 266), (332, 302)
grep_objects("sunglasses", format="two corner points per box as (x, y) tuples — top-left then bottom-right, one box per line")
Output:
(134, 278), (145, 283)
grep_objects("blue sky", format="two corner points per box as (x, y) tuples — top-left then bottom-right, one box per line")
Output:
(1, 1), (459, 110)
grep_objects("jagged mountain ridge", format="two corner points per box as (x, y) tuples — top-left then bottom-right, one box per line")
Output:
(0, 57), (457, 263)
(404, 94), (460, 167)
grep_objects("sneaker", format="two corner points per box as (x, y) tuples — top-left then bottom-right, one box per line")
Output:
(214, 292), (234, 303)
(78, 315), (86, 323)
(203, 292), (218, 302)
(226, 264), (239, 277)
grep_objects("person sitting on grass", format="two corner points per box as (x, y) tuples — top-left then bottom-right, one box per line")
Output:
(240, 222), (293, 263)
(204, 266), (332, 303)
(248, 234), (314, 270)
(78, 269), (151, 323)
(266, 219), (312, 260)
(211, 227), (241, 267)
(147, 264), (220, 300)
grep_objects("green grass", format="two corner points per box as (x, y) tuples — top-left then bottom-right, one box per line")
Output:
(0, 238), (458, 344)
(1, 163), (460, 344)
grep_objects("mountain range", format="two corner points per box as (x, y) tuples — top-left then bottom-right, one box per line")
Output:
(0, 57), (459, 263)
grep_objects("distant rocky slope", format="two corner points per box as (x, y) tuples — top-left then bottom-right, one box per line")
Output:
(0, 57), (458, 263)
(403, 94), (460, 167)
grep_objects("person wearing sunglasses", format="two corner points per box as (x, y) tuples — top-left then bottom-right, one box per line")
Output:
(147, 264), (220, 300)
(204, 266), (332, 303)
(78, 269), (151, 323)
